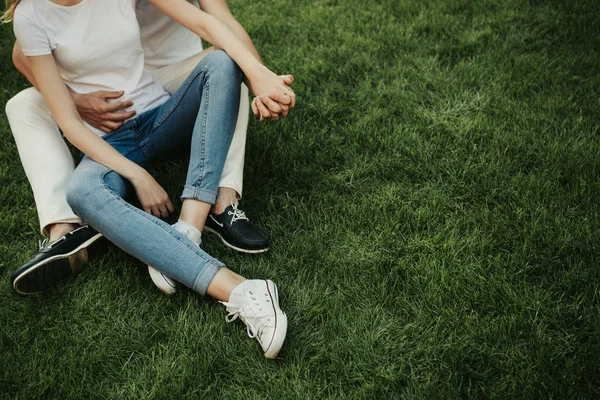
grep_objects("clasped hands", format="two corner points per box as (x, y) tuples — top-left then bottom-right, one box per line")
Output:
(250, 74), (296, 122)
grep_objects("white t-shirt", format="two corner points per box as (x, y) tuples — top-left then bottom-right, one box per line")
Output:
(13, 0), (170, 136)
(136, 0), (203, 68)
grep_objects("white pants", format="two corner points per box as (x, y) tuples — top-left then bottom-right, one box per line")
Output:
(5, 49), (249, 237)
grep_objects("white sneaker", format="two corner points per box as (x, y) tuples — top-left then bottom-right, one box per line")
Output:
(220, 279), (288, 359)
(149, 222), (202, 295)
(148, 266), (178, 295)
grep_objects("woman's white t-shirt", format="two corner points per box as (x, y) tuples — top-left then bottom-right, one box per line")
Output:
(13, 0), (170, 136)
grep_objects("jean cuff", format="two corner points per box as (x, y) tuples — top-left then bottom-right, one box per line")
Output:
(181, 185), (218, 204)
(192, 260), (224, 295)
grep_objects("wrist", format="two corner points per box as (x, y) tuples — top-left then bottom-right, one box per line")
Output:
(244, 63), (269, 84)
(122, 164), (146, 182)
(244, 64), (272, 96)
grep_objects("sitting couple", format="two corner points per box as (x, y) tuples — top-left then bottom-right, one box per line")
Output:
(4, 0), (296, 359)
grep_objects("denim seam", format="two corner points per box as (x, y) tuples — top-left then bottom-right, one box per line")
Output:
(152, 66), (210, 130)
(193, 80), (209, 189)
(95, 168), (216, 265)
(132, 119), (153, 158)
(130, 119), (137, 139)
(139, 136), (151, 158)
(121, 146), (138, 159)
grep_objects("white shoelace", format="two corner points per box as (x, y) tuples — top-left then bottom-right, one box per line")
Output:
(39, 236), (65, 250)
(228, 201), (249, 224)
(40, 225), (87, 250)
(38, 239), (49, 250)
(220, 299), (273, 340)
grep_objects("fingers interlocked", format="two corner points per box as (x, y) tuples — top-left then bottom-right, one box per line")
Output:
(252, 77), (296, 122)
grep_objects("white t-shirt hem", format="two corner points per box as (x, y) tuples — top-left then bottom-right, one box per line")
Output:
(21, 50), (52, 56)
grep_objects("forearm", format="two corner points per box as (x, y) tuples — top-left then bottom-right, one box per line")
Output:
(220, 19), (262, 64)
(209, 19), (263, 88)
(200, 0), (263, 64)
(29, 54), (144, 182)
(61, 119), (143, 181)
(148, 0), (267, 82)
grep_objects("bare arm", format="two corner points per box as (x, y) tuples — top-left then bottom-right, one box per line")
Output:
(148, 0), (294, 105)
(199, 0), (297, 120)
(28, 54), (174, 217)
(198, 0), (263, 63)
(12, 41), (37, 88)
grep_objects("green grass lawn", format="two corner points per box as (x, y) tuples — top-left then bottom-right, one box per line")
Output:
(1, 0), (599, 398)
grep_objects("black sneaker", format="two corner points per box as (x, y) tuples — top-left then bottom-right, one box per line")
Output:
(204, 203), (269, 253)
(11, 225), (103, 295)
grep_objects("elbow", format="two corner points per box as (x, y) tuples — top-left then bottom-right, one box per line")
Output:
(56, 118), (84, 145)
(183, 13), (213, 42)
(145, 1), (212, 41)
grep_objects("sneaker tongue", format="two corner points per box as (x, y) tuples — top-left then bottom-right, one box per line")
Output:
(228, 283), (251, 304)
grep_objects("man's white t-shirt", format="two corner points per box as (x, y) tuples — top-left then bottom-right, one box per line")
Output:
(13, 0), (170, 136)
(136, 0), (204, 68)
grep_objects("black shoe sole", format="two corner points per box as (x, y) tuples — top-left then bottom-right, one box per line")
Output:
(204, 226), (269, 254)
(12, 233), (104, 295)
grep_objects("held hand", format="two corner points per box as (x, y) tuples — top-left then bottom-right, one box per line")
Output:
(259, 75), (294, 120)
(252, 96), (281, 121)
(73, 90), (136, 133)
(251, 97), (292, 121)
(279, 74), (295, 86)
(248, 68), (296, 121)
(272, 74), (296, 109)
(129, 168), (175, 219)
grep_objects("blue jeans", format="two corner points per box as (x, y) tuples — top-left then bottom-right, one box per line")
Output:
(66, 51), (242, 295)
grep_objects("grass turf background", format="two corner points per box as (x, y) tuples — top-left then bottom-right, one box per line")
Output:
(1, 0), (599, 398)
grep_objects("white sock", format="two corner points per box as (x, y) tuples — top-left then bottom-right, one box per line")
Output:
(172, 219), (202, 245)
